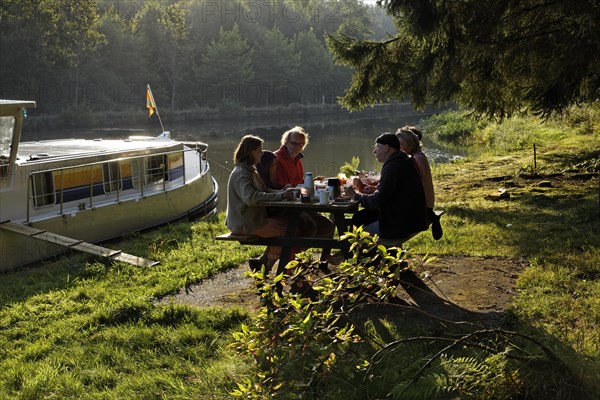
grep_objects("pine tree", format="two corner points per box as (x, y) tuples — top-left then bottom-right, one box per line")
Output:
(326, 0), (600, 118)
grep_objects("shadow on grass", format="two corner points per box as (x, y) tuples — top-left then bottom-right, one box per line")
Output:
(538, 148), (600, 170)
(396, 270), (504, 326)
(354, 271), (505, 334)
(355, 272), (599, 399)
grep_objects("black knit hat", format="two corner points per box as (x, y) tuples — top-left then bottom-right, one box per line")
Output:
(375, 132), (400, 149)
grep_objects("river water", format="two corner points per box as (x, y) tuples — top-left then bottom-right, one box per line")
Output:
(23, 112), (465, 211)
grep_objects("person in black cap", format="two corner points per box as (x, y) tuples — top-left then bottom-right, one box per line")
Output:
(346, 133), (429, 239)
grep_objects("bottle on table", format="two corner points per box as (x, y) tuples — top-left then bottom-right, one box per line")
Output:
(304, 172), (314, 201)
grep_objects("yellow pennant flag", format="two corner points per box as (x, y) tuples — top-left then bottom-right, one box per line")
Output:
(146, 85), (156, 117)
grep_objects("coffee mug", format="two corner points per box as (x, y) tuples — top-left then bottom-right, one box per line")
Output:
(319, 189), (330, 205)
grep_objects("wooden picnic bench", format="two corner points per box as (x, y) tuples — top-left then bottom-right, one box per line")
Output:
(377, 210), (444, 247)
(215, 231), (351, 250)
(217, 199), (359, 275)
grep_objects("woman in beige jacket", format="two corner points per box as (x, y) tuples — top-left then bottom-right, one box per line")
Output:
(226, 135), (295, 272)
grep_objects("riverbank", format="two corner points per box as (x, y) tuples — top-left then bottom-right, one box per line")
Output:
(23, 101), (441, 131)
(1, 113), (598, 399)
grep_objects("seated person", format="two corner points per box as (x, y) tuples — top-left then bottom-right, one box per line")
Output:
(226, 135), (296, 272)
(274, 126), (335, 241)
(397, 126), (442, 240)
(261, 146), (333, 267)
(346, 133), (429, 240)
(256, 150), (280, 190)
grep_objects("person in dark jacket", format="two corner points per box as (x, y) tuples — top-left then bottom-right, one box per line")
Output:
(346, 133), (428, 239)
(256, 150), (280, 189)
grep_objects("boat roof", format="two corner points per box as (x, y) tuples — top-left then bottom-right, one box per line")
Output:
(0, 100), (36, 116)
(17, 137), (182, 163)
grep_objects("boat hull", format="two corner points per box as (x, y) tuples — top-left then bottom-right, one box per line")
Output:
(1, 175), (217, 271)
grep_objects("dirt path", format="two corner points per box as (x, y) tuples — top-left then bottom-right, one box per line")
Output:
(160, 263), (260, 311)
(160, 255), (527, 321)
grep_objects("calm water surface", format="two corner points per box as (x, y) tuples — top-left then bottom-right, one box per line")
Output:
(25, 113), (465, 211)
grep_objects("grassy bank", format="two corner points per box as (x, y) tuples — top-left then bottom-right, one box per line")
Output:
(1, 109), (599, 398)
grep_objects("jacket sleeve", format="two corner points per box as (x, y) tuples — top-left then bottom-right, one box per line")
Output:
(236, 170), (282, 205)
(356, 187), (381, 209)
(356, 162), (396, 209)
(357, 168), (394, 209)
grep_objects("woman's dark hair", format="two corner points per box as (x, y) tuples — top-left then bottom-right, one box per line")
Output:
(234, 135), (263, 165)
(256, 150), (278, 189)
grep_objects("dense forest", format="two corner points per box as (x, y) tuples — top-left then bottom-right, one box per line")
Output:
(0, 0), (394, 115)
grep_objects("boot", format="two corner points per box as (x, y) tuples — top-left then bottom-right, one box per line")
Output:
(430, 210), (443, 240)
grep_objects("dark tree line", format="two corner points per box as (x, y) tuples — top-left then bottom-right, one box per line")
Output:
(0, 0), (394, 114)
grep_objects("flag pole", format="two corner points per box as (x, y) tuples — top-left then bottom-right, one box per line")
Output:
(147, 84), (165, 133)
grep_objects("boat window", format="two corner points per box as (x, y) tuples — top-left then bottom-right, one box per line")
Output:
(145, 155), (169, 184)
(130, 155), (170, 188)
(0, 117), (15, 177)
(0, 116), (15, 159)
(31, 172), (56, 207)
(131, 159), (141, 188)
(102, 161), (122, 193)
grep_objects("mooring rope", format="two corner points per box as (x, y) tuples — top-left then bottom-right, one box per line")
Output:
(207, 157), (232, 174)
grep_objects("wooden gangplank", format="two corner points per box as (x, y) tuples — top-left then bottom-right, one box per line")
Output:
(0, 221), (159, 267)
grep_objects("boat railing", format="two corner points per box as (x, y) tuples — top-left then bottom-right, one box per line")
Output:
(26, 143), (210, 223)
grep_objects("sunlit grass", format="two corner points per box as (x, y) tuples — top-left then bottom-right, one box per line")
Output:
(0, 214), (258, 399)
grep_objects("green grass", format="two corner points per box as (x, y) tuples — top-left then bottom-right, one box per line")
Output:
(0, 215), (261, 399)
(1, 112), (599, 399)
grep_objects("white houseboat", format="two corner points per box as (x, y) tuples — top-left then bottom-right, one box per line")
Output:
(0, 100), (218, 270)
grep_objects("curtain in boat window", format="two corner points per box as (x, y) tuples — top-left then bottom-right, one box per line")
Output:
(31, 172), (55, 207)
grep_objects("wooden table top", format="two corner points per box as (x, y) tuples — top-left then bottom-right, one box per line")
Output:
(258, 199), (358, 213)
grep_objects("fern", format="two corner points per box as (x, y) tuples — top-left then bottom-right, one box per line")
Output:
(435, 354), (521, 399)
(389, 374), (446, 400)
(389, 354), (521, 400)
(390, 382), (443, 400)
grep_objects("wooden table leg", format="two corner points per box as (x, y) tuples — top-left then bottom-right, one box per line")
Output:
(332, 211), (349, 235)
(276, 212), (300, 276)
(314, 211), (348, 267)
(332, 211), (352, 259)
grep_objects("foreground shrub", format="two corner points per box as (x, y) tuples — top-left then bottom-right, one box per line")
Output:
(231, 229), (594, 399)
